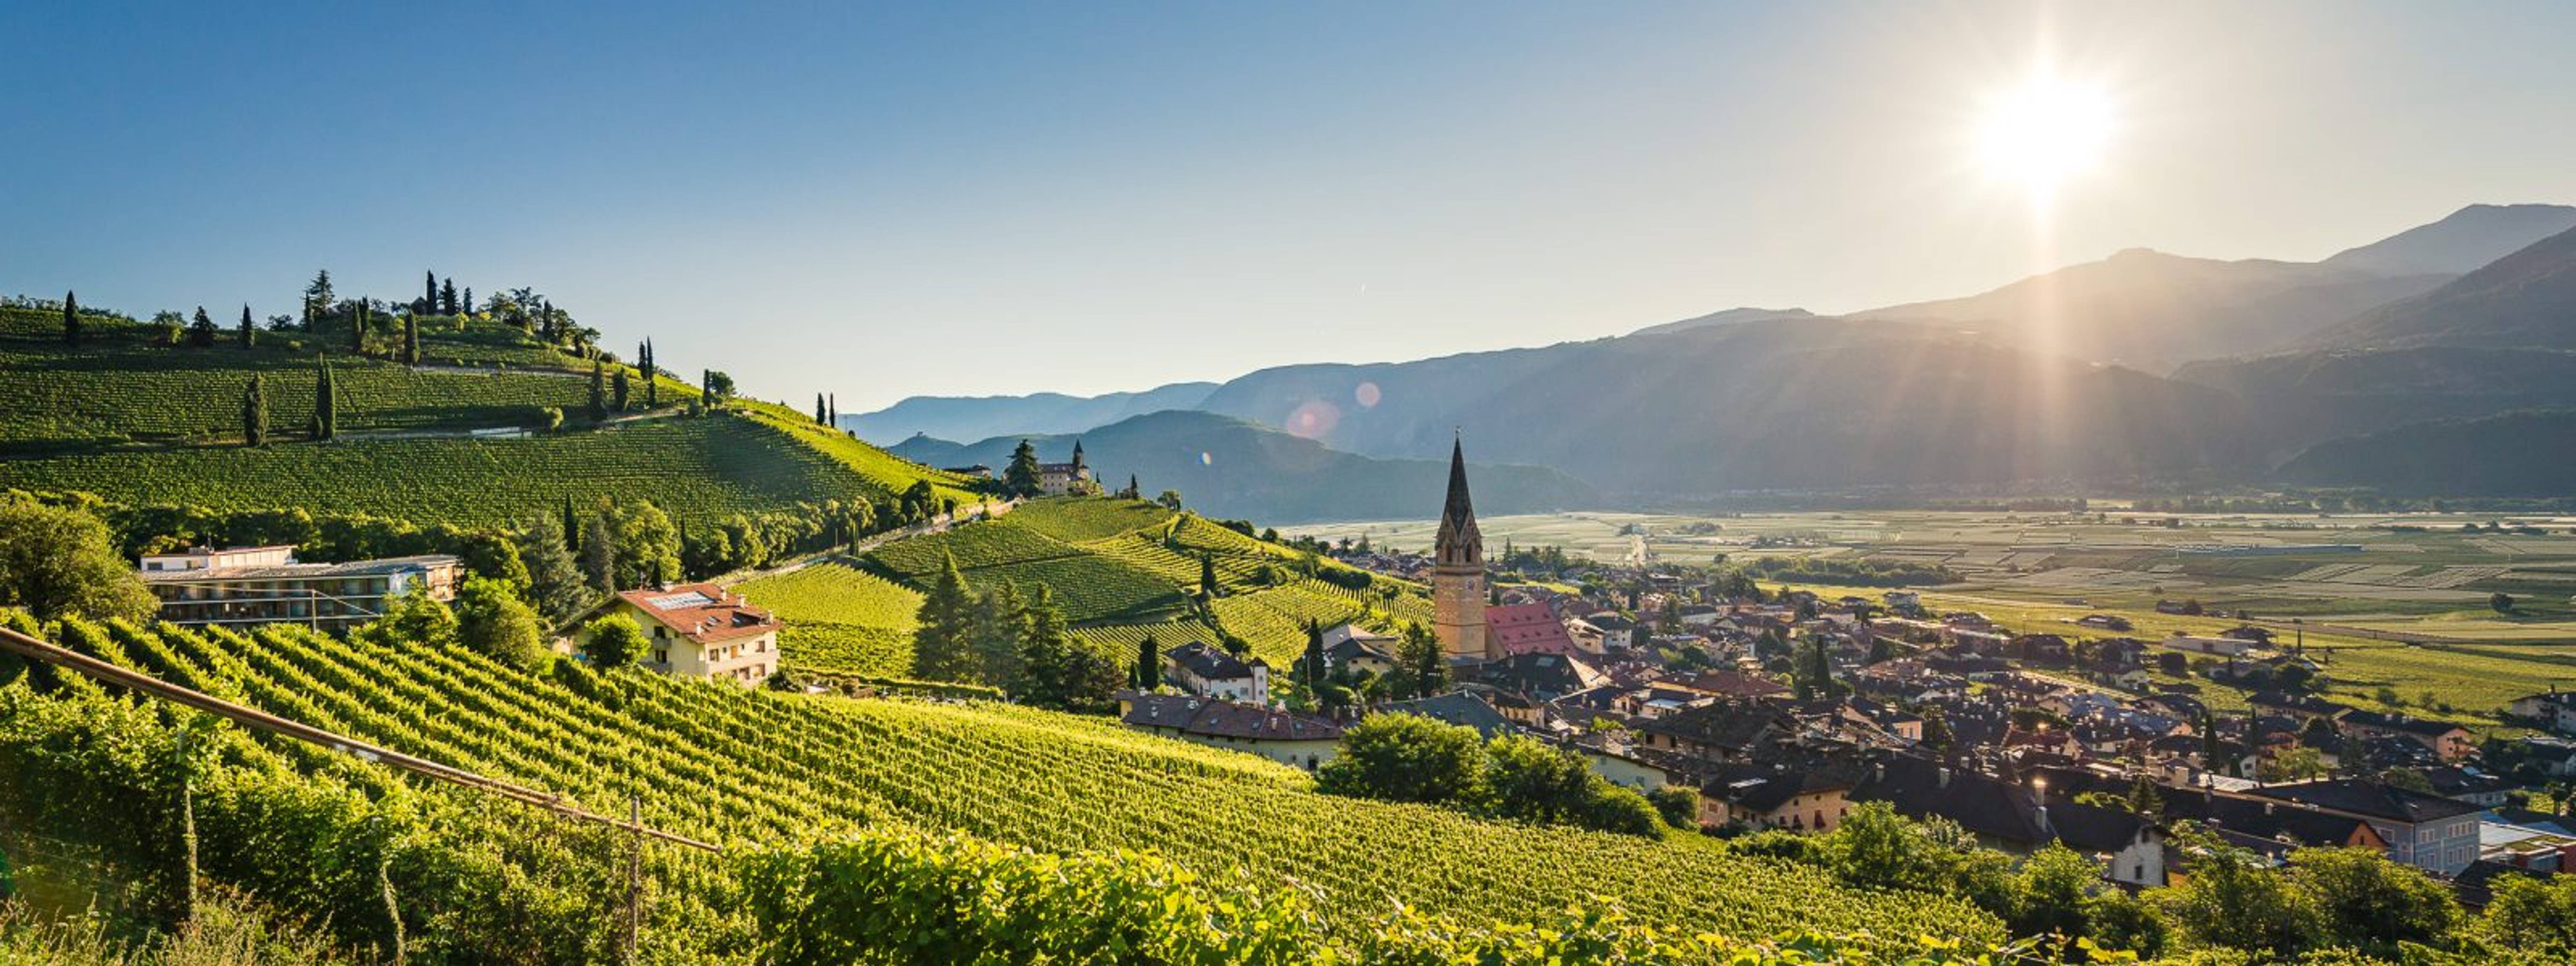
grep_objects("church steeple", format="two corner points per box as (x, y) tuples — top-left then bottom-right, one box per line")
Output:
(1431, 434), (1492, 662)
(1434, 435), (1481, 568)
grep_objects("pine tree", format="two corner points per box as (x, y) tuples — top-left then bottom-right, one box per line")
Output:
(580, 511), (616, 595)
(402, 312), (420, 365)
(61, 290), (78, 345)
(1004, 439), (1043, 498)
(310, 356), (336, 440)
(516, 513), (591, 626)
(240, 375), (267, 447)
(968, 581), (1027, 686)
(589, 361), (608, 421)
(302, 270), (334, 331)
(237, 305), (256, 348)
(612, 367), (630, 412)
(440, 277), (458, 315)
(189, 306), (218, 347)
(912, 553), (977, 682)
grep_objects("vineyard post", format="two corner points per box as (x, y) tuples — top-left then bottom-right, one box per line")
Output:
(178, 723), (199, 924)
(625, 792), (642, 964)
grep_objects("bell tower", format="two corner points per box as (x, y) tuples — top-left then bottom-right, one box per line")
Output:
(1432, 435), (1493, 662)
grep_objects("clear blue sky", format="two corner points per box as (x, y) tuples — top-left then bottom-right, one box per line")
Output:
(6, 1), (2571, 409)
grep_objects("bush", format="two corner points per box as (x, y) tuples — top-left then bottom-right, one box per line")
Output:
(580, 612), (647, 669)
(1316, 712), (1485, 805)
(1648, 784), (1699, 829)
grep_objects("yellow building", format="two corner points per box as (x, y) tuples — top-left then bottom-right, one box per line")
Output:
(578, 582), (782, 687)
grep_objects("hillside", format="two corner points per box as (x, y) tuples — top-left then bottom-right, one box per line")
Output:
(842, 381), (1219, 444)
(890, 410), (1597, 523)
(1854, 248), (2447, 369)
(2320, 202), (2576, 276)
(2276, 409), (2576, 496)
(1626, 306), (1820, 337)
(2172, 346), (2576, 457)
(2308, 222), (2576, 351)
(0, 300), (973, 527)
(0, 615), (2002, 960)
(798, 497), (1424, 674)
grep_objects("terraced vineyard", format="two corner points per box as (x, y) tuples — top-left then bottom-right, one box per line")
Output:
(0, 413), (908, 528)
(734, 562), (924, 677)
(1208, 584), (1377, 668)
(0, 308), (625, 449)
(5, 615), (2006, 957)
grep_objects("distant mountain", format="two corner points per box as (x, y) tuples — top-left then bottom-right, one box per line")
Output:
(841, 382), (1218, 444)
(2306, 223), (2576, 351)
(2320, 203), (2576, 277)
(2277, 409), (2576, 496)
(1192, 320), (2259, 493)
(1855, 248), (2447, 370)
(1628, 306), (1818, 337)
(888, 409), (1597, 523)
(2173, 346), (2576, 457)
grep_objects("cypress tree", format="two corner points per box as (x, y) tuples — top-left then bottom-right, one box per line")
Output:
(828, 394), (838, 428)
(350, 302), (366, 351)
(310, 356), (337, 440)
(612, 367), (630, 412)
(1134, 634), (1160, 689)
(424, 271), (438, 313)
(589, 361), (608, 421)
(440, 277), (458, 315)
(238, 305), (256, 348)
(561, 495), (581, 554)
(815, 393), (827, 425)
(1200, 553), (1218, 597)
(61, 290), (79, 345)
(402, 312), (420, 365)
(461, 287), (473, 315)
(640, 339), (657, 408)
(241, 375), (267, 446)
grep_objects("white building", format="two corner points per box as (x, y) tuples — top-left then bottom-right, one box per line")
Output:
(577, 583), (782, 687)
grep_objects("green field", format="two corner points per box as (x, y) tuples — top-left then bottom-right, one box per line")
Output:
(2, 615), (2001, 958)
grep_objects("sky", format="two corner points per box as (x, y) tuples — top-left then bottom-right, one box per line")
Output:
(6, 1), (2573, 410)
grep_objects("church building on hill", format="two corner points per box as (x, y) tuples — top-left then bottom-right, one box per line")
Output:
(1038, 440), (1098, 497)
(1433, 436), (1498, 663)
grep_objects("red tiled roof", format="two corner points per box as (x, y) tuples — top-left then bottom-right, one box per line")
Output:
(616, 583), (781, 645)
(1485, 602), (1577, 657)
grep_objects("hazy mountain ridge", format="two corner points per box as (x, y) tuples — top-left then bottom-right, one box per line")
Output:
(842, 381), (1219, 444)
(2277, 409), (2576, 496)
(888, 409), (1597, 523)
(2320, 202), (2576, 276)
(2306, 222), (2576, 351)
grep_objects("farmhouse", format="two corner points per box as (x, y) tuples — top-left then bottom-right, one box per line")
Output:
(578, 583), (782, 687)
(2508, 689), (2576, 735)
(1164, 641), (1269, 704)
(1116, 690), (1343, 770)
(139, 546), (462, 632)
(1699, 765), (1854, 833)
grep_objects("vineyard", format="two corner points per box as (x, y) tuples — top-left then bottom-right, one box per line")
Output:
(733, 562), (924, 677)
(0, 614), (2006, 961)
(0, 413), (926, 529)
(0, 308), (659, 450)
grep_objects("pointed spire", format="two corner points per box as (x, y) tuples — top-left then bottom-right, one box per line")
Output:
(1434, 433), (1480, 567)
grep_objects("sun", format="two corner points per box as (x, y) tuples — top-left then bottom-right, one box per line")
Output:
(1976, 74), (2114, 199)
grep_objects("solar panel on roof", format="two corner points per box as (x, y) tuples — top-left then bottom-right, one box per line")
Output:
(646, 591), (716, 610)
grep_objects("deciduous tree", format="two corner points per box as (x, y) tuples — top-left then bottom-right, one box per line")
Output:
(0, 500), (158, 623)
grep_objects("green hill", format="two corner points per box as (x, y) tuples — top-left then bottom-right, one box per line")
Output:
(0, 614), (2003, 961)
(784, 497), (1426, 676)
(0, 301), (973, 528)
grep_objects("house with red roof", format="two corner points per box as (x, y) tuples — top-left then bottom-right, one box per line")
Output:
(577, 582), (782, 687)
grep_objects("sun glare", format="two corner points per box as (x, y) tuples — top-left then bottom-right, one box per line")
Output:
(1977, 75), (2114, 200)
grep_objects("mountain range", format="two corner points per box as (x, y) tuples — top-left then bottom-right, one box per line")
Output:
(886, 409), (1596, 523)
(851, 202), (2576, 506)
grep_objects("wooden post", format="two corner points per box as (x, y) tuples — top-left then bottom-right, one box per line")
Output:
(625, 793), (642, 964)
(178, 725), (199, 924)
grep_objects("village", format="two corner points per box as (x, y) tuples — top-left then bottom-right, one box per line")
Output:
(1105, 443), (2576, 908)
